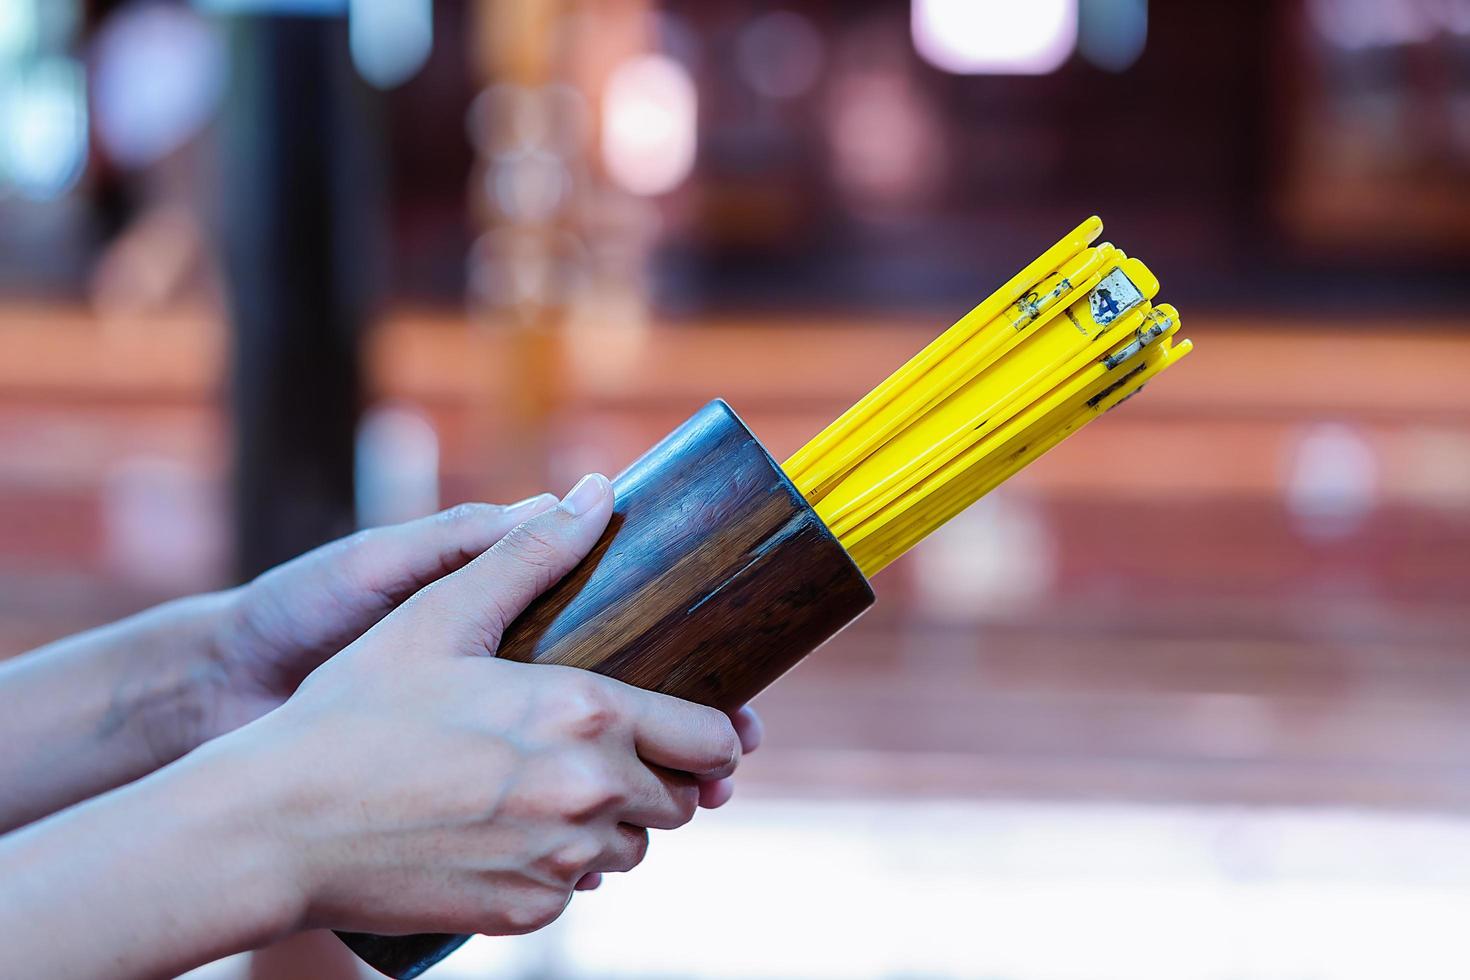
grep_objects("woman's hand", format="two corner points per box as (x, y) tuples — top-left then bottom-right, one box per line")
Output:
(208, 473), (745, 936)
(199, 494), (560, 747)
(206, 487), (762, 845)
(0, 493), (556, 831)
(0, 475), (755, 979)
(0, 477), (760, 840)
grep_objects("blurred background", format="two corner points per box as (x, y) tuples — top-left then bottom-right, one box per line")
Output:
(3, 0), (1470, 977)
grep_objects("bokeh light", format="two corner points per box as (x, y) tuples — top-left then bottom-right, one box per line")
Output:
(92, 4), (224, 169)
(0, 56), (87, 200)
(348, 0), (432, 90)
(911, 0), (1078, 75)
(1078, 0), (1148, 73)
(601, 53), (697, 196)
(734, 10), (825, 100)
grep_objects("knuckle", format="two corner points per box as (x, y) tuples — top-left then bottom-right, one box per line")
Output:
(551, 754), (626, 819)
(500, 522), (565, 570)
(570, 774), (626, 820)
(502, 892), (566, 934)
(542, 836), (601, 881)
(553, 675), (621, 740)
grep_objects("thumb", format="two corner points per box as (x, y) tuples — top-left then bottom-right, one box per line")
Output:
(424, 473), (614, 654)
(234, 498), (559, 661)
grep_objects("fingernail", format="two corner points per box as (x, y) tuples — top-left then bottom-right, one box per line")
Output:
(503, 493), (557, 518)
(560, 473), (609, 516)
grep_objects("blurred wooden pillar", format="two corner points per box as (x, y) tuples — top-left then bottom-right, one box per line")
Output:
(465, 0), (654, 496)
(218, 13), (385, 579)
(466, 0), (564, 497)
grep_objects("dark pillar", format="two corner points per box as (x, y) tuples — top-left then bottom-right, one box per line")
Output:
(217, 14), (386, 579)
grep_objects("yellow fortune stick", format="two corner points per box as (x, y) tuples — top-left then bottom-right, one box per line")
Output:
(786, 218), (1193, 577)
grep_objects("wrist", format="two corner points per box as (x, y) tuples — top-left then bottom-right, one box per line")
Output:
(132, 590), (241, 763)
(0, 732), (308, 978)
(149, 729), (313, 944)
(0, 590), (239, 833)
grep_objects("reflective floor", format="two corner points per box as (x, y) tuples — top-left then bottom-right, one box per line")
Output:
(179, 799), (1470, 980)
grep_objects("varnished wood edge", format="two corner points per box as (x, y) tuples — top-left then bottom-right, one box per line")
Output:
(701, 397), (876, 608)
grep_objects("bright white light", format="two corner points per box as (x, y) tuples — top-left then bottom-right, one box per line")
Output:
(349, 0), (433, 89)
(912, 0), (1078, 75)
(601, 53), (697, 197)
(0, 56), (88, 200)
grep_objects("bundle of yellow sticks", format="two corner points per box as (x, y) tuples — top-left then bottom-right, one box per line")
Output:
(784, 217), (1193, 577)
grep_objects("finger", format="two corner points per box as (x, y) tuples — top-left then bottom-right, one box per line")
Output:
(574, 872), (603, 891)
(424, 474), (614, 654)
(595, 824), (650, 874)
(697, 776), (736, 809)
(336, 499), (560, 603)
(626, 689), (742, 780)
(240, 498), (558, 657)
(732, 705), (764, 755)
(613, 759), (699, 831)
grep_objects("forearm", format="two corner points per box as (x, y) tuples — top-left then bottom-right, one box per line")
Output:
(0, 592), (234, 831)
(0, 739), (301, 979)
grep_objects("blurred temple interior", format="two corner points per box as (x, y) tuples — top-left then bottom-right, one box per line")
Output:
(3, 0), (1470, 977)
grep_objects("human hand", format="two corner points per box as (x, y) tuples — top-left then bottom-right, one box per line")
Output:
(208, 474), (747, 937)
(574, 702), (762, 893)
(196, 496), (562, 749)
